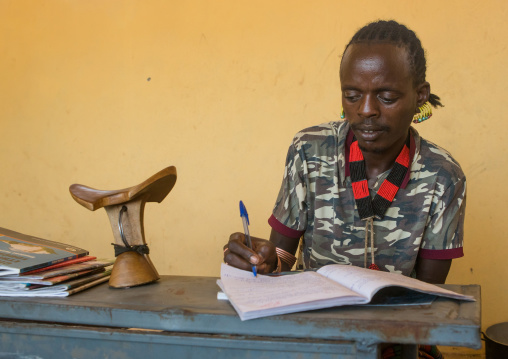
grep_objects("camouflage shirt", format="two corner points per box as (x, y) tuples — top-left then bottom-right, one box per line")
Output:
(269, 121), (466, 276)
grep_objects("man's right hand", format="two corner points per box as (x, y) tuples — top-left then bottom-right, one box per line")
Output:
(223, 232), (278, 274)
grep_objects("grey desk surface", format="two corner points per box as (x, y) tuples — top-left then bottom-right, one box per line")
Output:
(0, 275), (481, 349)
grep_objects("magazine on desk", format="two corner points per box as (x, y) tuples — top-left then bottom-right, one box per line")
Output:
(0, 269), (112, 297)
(0, 259), (114, 282)
(0, 258), (114, 297)
(0, 227), (89, 275)
(20, 255), (96, 275)
(217, 263), (475, 321)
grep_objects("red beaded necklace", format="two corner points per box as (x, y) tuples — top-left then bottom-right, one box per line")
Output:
(349, 136), (411, 270)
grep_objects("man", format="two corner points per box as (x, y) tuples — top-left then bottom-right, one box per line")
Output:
(224, 20), (465, 286)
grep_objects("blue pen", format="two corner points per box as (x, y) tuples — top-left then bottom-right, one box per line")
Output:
(239, 200), (257, 277)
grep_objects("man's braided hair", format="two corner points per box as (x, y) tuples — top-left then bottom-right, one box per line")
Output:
(342, 20), (443, 108)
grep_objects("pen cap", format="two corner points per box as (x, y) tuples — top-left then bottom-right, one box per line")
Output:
(239, 200), (250, 225)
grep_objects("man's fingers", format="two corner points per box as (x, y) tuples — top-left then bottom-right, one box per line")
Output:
(224, 232), (279, 274)
(223, 249), (273, 274)
(228, 232), (260, 265)
(224, 250), (257, 271)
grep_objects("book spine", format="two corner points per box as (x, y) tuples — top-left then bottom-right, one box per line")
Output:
(18, 254), (83, 274)
(66, 276), (110, 296)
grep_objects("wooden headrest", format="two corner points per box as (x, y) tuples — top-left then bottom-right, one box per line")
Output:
(69, 166), (177, 211)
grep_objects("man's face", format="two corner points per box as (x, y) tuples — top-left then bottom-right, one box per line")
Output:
(340, 43), (423, 155)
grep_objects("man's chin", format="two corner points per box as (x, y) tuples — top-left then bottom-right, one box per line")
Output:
(358, 142), (386, 154)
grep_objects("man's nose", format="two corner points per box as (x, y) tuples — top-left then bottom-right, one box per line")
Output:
(357, 95), (379, 118)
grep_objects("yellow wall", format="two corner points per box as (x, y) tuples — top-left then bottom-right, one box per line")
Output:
(0, 0), (506, 330)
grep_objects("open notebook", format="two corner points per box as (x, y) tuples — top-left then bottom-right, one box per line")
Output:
(217, 263), (475, 321)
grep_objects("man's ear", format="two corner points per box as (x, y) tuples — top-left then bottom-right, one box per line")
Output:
(416, 82), (430, 107)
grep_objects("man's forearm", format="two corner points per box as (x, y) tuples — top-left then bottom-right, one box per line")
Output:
(415, 258), (452, 284)
(269, 229), (300, 271)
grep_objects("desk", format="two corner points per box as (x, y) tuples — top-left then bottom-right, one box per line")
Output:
(0, 275), (481, 359)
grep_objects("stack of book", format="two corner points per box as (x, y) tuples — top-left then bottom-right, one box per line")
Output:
(0, 227), (113, 297)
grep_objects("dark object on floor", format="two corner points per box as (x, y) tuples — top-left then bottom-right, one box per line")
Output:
(484, 322), (508, 359)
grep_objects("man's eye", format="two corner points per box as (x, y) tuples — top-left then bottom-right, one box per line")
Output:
(378, 96), (397, 104)
(378, 93), (398, 104)
(344, 94), (360, 102)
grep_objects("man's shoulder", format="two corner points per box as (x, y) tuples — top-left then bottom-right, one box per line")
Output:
(417, 136), (465, 183)
(292, 121), (347, 147)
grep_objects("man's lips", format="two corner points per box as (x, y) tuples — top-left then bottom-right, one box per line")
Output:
(352, 126), (386, 141)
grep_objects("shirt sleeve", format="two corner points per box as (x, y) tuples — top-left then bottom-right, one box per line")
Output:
(269, 141), (308, 239)
(419, 176), (466, 260)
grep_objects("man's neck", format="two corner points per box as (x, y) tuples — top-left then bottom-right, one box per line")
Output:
(362, 139), (407, 180)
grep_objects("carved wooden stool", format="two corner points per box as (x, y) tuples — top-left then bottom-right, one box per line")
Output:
(69, 166), (177, 288)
